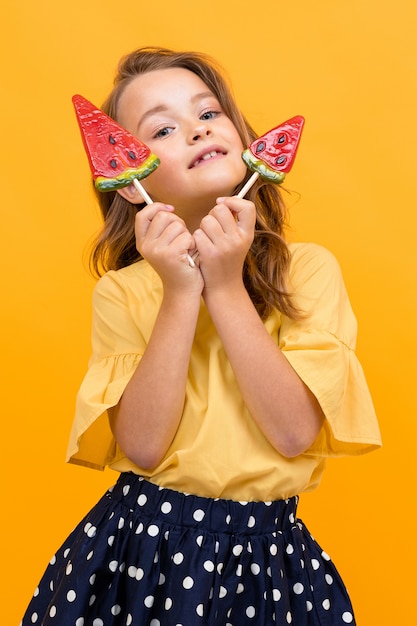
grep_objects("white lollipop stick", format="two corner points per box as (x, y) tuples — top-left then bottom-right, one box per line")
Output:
(237, 172), (259, 199)
(132, 177), (154, 205)
(132, 178), (195, 267)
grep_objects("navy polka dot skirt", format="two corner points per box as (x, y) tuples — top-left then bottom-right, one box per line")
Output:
(21, 473), (356, 625)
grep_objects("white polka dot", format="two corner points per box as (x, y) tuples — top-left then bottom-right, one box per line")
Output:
(158, 573), (165, 584)
(33, 587), (40, 597)
(272, 588), (281, 601)
(183, 576), (194, 589)
(147, 525), (160, 537)
(87, 551), (94, 560)
(111, 605), (122, 616)
(247, 541), (253, 553)
(49, 606), (57, 617)
(108, 535), (115, 546)
(161, 502), (172, 514)
(165, 597), (173, 610)
(289, 513), (295, 523)
(50, 555), (57, 565)
(136, 523), (144, 534)
(267, 566), (272, 577)
(118, 517), (125, 529)
(85, 523), (97, 538)
(247, 515), (256, 528)
(217, 563), (224, 574)
(321, 551), (331, 561)
(109, 560), (118, 572)
(251, 563), (261, 575)
(122, 485), (130, 496)
(144, 595), (155, 608)
(342, 612), (354, 623)
(219, 586), (227, 598)
(270, 544), (278, 555)
(93, 620), (103, 626)
(126, 615), (133, 626)
(150, 620), (160, 626)
(89, 574), (96, 585)
(311, 558), (320, 570)
(293, 582), (304, 594)
(233, 544), (243, 556)
(215, 540), (220, 553)
(89, 595), (96, 606)
(66, 562), (73, 575)
(322, 599), (331, 610)
(75, 619), (84, 626)
(204, 560), (215, 572)
(193, 509), (205, 522)
(226, 514), (231, 524)
(236, 564), (243, 576)
(246, 606), (256, 618)
(237, 583), (244, 594)
(173, 552), (184, 565)
(286, 544), (294, 554)
(30, 613), (38, 623)
(286, 611), (292, 623)
(196, 535), (204, 547)
(137, 494), (147, 506)
(67, 590), (76, 602)
(325, 574), (334, 585)
(196, 604), (204, 617)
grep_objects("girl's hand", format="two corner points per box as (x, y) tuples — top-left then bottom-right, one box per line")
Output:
(135, 203), (203, 294)
(194, 196), (256, 292)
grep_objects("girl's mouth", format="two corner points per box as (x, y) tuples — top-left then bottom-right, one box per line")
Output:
(190, 150), (226, 169)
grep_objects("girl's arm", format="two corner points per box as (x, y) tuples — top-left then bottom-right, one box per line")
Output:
(194, 197), (324, 458)
(109, 204), (203, 469)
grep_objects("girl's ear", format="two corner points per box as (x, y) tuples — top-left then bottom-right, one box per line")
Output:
(116, 183), (146, 204)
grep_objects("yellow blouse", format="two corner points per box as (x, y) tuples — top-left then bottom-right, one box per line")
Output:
(67, 242), (381, 501)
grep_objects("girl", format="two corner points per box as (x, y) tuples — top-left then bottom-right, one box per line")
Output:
(21, 46), (381, 625)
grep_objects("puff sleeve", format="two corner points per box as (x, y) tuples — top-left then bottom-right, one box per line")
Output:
(66, 270), (148, 469)
(279, 243), (381, 456)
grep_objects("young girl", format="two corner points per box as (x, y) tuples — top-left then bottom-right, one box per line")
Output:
(21, 46), (381, 626)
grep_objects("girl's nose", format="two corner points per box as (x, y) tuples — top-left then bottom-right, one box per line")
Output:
(190, 122), (211, 142)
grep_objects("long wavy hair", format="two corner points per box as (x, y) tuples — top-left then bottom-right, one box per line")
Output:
(90, 46), (299, 320)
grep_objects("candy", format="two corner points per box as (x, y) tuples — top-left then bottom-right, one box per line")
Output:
(72, 94), (160, 193)
(238, 116), (305, 197)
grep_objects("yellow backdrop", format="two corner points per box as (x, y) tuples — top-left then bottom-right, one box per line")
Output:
(2, 1), (416, 623)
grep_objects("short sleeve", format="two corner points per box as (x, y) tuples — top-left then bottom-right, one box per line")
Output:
(66, 271), (147, 469)
(279, 243), (381, 456)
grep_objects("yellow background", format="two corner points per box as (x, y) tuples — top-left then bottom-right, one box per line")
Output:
(2, 0), (416, 623)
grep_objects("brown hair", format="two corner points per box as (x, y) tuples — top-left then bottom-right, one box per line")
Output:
(90, 46), (299, 320)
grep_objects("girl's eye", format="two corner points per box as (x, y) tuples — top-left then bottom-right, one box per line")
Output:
(154, 126), (174, 138)
(200, 110), (219, 121)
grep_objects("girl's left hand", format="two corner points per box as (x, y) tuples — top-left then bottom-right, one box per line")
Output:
(193, 196), (256, 292)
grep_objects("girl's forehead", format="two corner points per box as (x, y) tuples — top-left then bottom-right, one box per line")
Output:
(123, 68), (214, 103)
(118, 68), (216, 124)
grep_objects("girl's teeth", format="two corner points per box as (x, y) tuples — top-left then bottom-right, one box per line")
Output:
(194, 151), (219, 167)
(202, 151), (218, 161)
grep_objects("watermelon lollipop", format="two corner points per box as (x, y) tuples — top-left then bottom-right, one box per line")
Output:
(72, 94), (160, 200)
(238, 115), (305, 198)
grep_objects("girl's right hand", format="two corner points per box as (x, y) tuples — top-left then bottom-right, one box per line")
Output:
(135, 203), (203, 294)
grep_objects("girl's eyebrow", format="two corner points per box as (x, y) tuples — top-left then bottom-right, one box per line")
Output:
(136, 91), (216, 132)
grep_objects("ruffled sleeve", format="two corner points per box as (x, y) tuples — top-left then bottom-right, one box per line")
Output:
(66, 270), (149, 470)
(279, 243), (381, 457)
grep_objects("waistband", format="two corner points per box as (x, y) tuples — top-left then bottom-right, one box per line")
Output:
(110, 473), (299, 536)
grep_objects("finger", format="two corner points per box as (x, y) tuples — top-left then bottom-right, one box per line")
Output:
(135, 203), (174, 239)
(216, 196), (256, 229)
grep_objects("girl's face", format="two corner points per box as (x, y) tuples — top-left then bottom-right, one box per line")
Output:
(117, 67), (247, 225)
